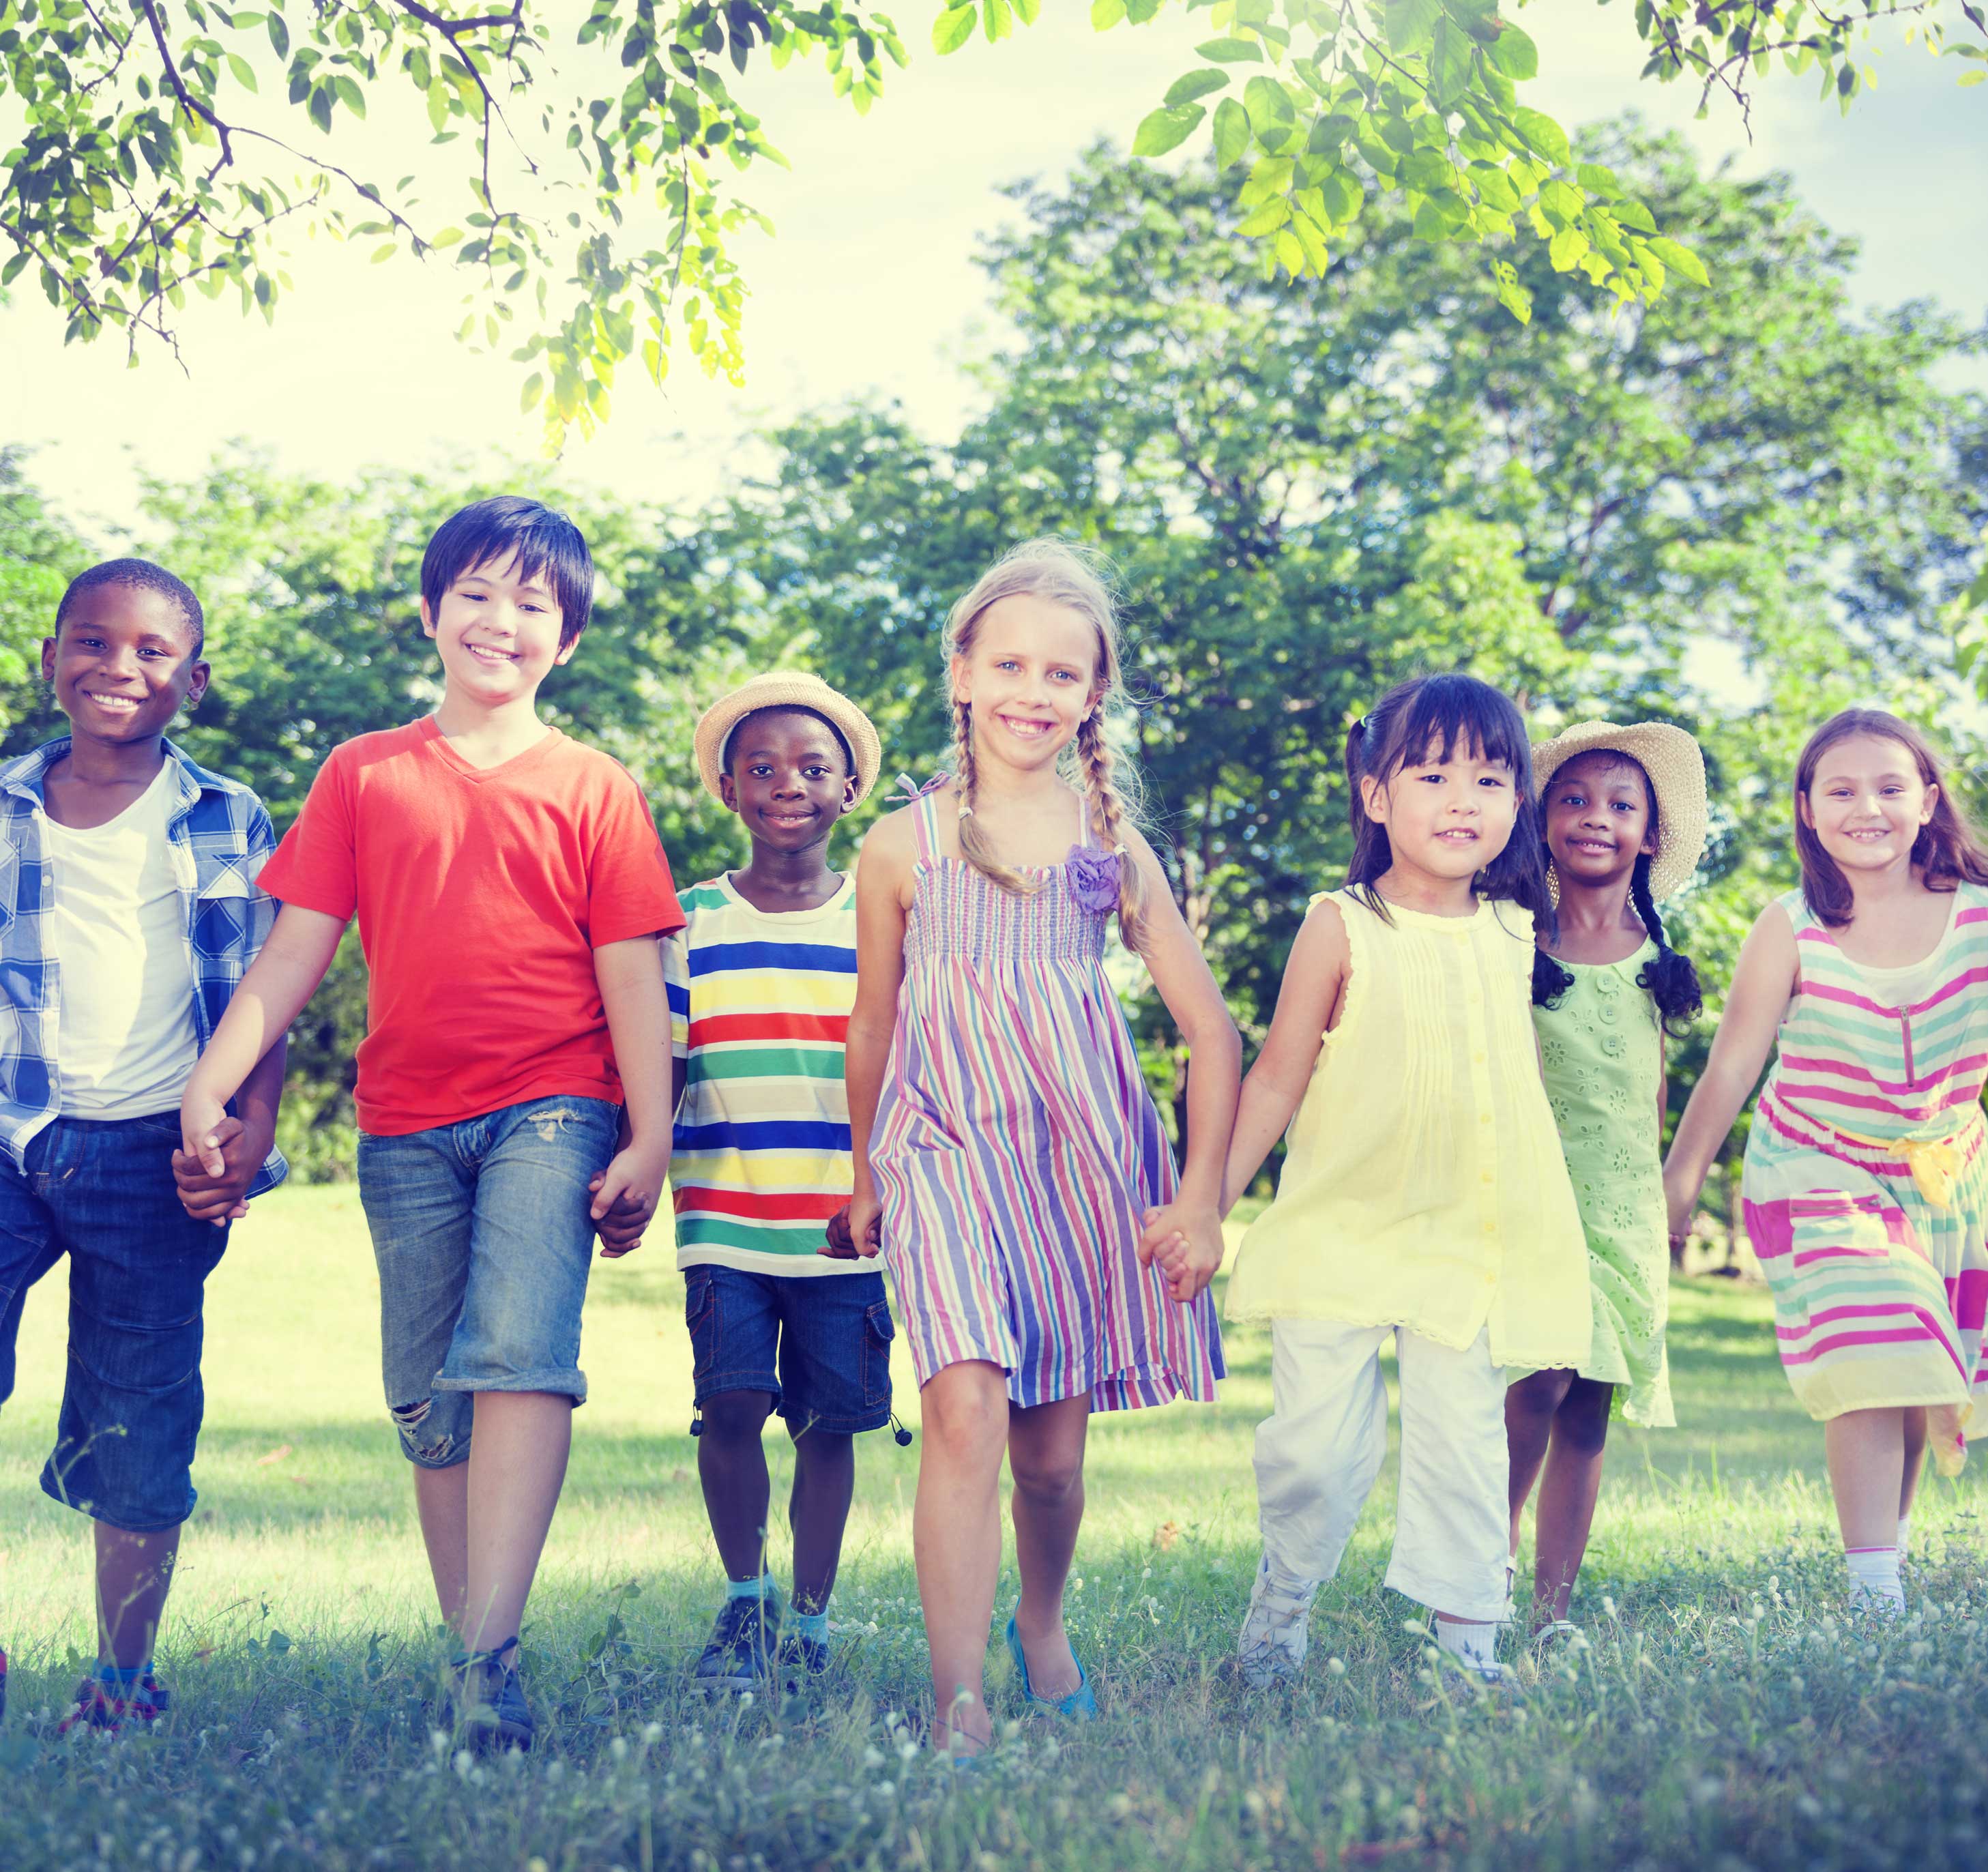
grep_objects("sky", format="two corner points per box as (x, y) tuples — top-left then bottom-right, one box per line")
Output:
(3, 3), (1984, 536)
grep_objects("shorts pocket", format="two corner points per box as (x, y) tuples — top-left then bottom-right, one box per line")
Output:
(860, 1299), (896, 1413)
(685, 1270), (721, 1386)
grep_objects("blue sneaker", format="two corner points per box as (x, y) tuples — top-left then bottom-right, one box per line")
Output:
(1004, 1614), (1097, 1719)
(450, 1639), (533, 1753)
(695, 1593), (781, 1692)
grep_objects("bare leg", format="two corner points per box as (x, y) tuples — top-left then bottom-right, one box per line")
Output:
(697, 1390), (776, 1582)
(1899, 1407), (1928, 1525)
(91, 1520), (181, 1671)
(1824, 1407), (1908, 1549)
(1006, 1393), (1092, 1698)
(1504, 1369), (1575, 1555)
(412, 1464), (470, 1633)
(787, 1424), (856, 1613)
(1531, 1378), (1613, 1621)
(912, 1362), (1009, 1755)
(460, 1391), (573, 1653)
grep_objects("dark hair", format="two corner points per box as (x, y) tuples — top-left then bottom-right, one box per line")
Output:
(55, 558), (204, 657)
(1794, 708), (1988, 928)
(1344, 672), (1552, 930)
(722, 705), (853, 778)
(420, 495), (594, 647)
(1531, 750), (1704, 1037)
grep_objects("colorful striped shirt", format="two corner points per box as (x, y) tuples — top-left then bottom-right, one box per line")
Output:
(664, 873), (858, 1276)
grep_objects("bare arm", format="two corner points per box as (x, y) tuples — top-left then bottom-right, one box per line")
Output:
(1662, 903), (1797, 1239)
(181, 903), (346, 1172)
(1221, 898), (1350, 1214)
(589, 935), (674, 1254)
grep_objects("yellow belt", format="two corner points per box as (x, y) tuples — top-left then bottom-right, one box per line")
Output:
(1828, 1124), (1970, 1211)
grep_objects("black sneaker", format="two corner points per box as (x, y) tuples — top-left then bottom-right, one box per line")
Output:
(778, 1630), (830, 1693)
(450, 1640), (533, 1753)
(695, 1594), (781, 1691)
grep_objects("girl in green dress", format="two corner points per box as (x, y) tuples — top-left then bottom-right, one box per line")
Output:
(1506, 721), (1709, 1643)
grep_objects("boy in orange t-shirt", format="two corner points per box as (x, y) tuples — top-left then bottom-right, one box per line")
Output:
(181, 497), (684, 1751)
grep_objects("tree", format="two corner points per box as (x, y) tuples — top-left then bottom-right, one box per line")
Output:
(8, 1), (1982, 431)
(0, 448), (81, 723)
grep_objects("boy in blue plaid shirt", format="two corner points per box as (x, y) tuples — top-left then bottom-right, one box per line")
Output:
(0, 559), (287, 1734)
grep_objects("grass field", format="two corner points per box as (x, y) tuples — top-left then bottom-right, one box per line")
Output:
(3, 1187), (1985, 1869)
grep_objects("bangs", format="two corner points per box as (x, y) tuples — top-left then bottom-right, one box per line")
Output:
(1373, 674), (1532, 787)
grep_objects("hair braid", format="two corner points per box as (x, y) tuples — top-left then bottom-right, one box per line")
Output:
(1077, 712), (1150, 953)
(1630, 854), (1704, 1037)
(950, 697), (1038, 896)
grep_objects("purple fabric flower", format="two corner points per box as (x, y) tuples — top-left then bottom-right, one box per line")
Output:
(1065, 844), (1122, 913)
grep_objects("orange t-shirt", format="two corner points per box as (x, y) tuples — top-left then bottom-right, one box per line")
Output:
(259, 717), (685, 1135)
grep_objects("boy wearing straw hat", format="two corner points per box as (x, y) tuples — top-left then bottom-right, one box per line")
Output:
(665, 673), (894, 1693)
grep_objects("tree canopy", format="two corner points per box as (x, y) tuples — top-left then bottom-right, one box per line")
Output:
(3, 0), (1981, 435)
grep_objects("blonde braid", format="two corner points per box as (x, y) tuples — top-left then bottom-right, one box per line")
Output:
(951, 697), (1039, 896)
(1077, 711), (1148, 952)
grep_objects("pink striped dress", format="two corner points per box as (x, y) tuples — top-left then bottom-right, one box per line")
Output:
(1743, 883), (1988, 1472)
(870, 782), (1223, 1411)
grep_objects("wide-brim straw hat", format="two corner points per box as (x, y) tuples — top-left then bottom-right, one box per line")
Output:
(1532, 719), (1708, 904)
(692, 672), (882, 807)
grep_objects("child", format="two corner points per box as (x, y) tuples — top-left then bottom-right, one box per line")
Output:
(1506, 721), (1707, 1642)
(830, 540), (1238, 1757)
(181, 497), (684, 1749)
(1665, 707), (1988, 1615)
(0, 559), (287, 1734)
(664, 672), (891, 1692)
(1222, 673), (1590, 1689)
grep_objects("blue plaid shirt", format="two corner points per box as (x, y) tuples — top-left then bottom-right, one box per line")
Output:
(0, 736), (288, 1195)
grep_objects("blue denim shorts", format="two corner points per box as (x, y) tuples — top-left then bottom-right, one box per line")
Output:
(0, 1113), (230, 1532)
(357, 1094), (619, 1469)
(685, 1263), (894, 1436)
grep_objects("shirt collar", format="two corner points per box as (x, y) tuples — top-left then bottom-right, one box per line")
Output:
(0, 735), (220, 818)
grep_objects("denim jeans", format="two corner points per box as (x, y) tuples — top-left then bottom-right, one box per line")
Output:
(0, 1112), (229, 1532)
(357, 1094), (619, 1469)
(685, 1264), (894, 1435)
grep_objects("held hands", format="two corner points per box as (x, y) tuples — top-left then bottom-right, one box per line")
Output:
(1662, 1164), (1698, 1259)
(821, 1188), (883, 1260)
(175, 1091), (259, 1227)
(1138, 1200), (1225, 1304)
(588, 1135), (670, 1259)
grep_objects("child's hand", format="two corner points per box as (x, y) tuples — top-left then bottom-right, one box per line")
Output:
(171, 1115), (260, 1227)
(821, 1190), (882, 1259)
(1661, 1165), (1697, 1255)
(180, 1087), (234, 1182)
(589, 1137), (669, 1258)
(1139, 1201), (1224, 1304)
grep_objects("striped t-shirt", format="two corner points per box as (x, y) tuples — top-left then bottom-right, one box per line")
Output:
(664, 873), (859, 1277)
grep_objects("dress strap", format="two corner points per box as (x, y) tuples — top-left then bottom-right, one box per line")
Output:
(1074, 785), (1092, 851)
(888, 772), (949, 862)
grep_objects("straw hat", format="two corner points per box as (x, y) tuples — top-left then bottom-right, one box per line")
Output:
(1532, 720), (1708, 903)
(692, 671), (882, 807)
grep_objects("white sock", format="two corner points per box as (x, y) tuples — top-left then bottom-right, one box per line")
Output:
(1845, 1545), (1904, 1612)
(1897, 1513), (1912, 1556)
(1435, 1618), (1499, 1669)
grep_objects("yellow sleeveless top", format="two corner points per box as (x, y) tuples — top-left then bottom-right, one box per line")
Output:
(1226, 888), (1591, 1369)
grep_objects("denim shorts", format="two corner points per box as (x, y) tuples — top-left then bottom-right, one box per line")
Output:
(357, 1094), (619, 1469)
(0, 1113), (231, 1532)
(685, 1263), (894, 1436)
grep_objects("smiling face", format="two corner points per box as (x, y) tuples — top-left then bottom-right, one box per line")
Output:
(719, 707), (857, 855)
(1362, 736), (1521, 883)
(951, 594), (1102, 776)
(1800, 731), (1936, 876)
(1543, 750), (1657, 890)
(44, 583), (207, 748)
(420, 551), (572, 707)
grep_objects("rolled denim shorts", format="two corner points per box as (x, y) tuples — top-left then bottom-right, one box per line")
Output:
(686, 1263), (894, 1436)
(0, 1112), (230, 1532)
(357, 1094), (619, 1469)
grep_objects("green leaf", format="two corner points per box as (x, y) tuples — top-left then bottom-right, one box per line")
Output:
(1511, 106), (1570, 168)
(1646, 237), (1709, 287)
(982, 0), (1013, 43)
(1195, 37), (1263, 63)
(1318, 165), (1362, 224)
(267, 10), (289, 57)
(1236, 196), (1290, 237)
(521, 371), (544, 412)
(1381, 0), (1442, 53)
(226, 50), (257, 91)
(1132, 103), (1205, 158)
(931, 5), (975, 54)
(1212, 96), (1251, 167)
(1548, 225), (1589, 272)
(1090, 0), (1126, 25)
(1165, 68), (1231, 108)
(1487, 22), (1537, 80)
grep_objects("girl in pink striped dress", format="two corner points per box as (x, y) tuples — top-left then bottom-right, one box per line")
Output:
(829, 540), (1238, 1757)
(1666, 709), (1988, 1614)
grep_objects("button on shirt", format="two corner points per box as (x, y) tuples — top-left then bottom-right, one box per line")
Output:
(1225, 888), (1590, 1370)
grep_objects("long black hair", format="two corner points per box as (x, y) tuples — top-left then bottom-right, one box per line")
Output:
(1531, 751), (1704, 1036)
(1345, 673), (1553, 932)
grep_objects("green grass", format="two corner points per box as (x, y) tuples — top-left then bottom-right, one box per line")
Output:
(3, 1187), (1985, 1868)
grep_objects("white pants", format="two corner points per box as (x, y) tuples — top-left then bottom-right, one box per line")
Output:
(1253, 1320), (1510, 1624)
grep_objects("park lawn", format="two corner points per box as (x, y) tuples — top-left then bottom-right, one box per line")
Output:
(2, 1187), (1985, 1869)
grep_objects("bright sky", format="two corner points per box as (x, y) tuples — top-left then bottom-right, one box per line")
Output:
(3, 4), (1983, 534)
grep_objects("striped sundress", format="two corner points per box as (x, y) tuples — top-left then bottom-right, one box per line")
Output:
(1743, 883), (1988, 1474)
(869, 780), (1223, 1411)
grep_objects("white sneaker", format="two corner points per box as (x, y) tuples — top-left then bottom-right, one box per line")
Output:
(1238, 1555), (1317, 1688)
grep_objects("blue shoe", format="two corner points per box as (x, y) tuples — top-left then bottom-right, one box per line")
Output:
(1003, 1613), (1097, 1719)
